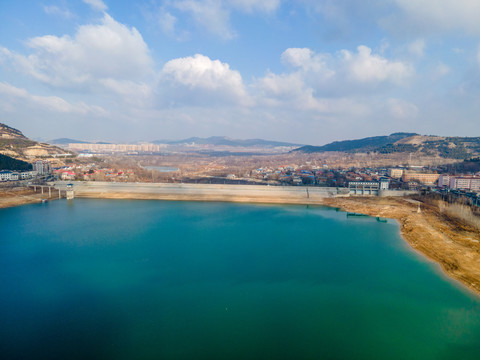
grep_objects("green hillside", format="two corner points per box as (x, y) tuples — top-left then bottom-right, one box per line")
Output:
(0, 154), (33, 171)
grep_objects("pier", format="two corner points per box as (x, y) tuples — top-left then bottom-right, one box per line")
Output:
(29, 185), (67, 199)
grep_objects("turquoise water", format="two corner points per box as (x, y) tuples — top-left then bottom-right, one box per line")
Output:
(1, 199), (480, 359)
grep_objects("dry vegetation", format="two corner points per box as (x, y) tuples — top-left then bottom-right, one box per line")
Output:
(104, 151), (459, 182)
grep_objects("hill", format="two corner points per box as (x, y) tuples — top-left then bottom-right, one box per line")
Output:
(0, 154), (33, 171)
(0, 123), (69, 160)
(293, 133), (480, 160)
(48, 138), (91, 145)
(153, 136), (302, 148)
(294, 133), (417, 153)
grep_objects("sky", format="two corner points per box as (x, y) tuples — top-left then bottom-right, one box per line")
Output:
(1, 0), (480, 145)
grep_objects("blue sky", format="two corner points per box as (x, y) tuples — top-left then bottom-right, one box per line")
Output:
(1, 0), (480, 144)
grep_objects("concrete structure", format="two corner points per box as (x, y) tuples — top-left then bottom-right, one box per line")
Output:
(348, 181), (380, 195)
(388, 168), (404, 179)
(438, 174), (452, 187)
(34, 160), (51, 175)
(401, 172), (439, 185)
(449, 177), (480, 192)
(66, 183), (75, 200)
(0, 170), (12, 181)
(54, 181), (349, 203)
(69, 143), (164, 153)
(378, 189), (419, 197)
(379, 177), (390, 190)
(0, 170), (37, 181)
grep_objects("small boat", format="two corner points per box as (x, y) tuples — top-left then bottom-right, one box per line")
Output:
(347, 212), (368, 217)
(41, 199), (47, 203)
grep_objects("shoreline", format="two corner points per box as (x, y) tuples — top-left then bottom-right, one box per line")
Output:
(0, 188), (56, 209)
(3, 183), (480, 296)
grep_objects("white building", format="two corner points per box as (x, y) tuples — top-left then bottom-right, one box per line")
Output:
(34, 160), (51, 175)
(438, 175), (452, 187)
(449, 177), (480, 192)
(20, 171), (37, 179)
(0, 170), (12, 181)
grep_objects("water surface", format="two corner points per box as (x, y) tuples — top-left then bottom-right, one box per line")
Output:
(1, 199), (479, 359)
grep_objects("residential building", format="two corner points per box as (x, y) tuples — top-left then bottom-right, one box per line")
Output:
(388, 168), (404, 179)
(401, 172), (439, 185)
(438, 175), (452, 187)
(449, 177), (480, 192)
(34, 160), (51, 175)
(0, 170), (12, 181)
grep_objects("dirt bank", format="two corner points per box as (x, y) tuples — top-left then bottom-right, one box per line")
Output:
(0, 188), (51, 208)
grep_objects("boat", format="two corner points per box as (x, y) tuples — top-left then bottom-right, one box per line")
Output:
(346, 212), (368, 217)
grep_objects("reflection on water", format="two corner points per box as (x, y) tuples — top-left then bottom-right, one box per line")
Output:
(0, 199), (479, 360)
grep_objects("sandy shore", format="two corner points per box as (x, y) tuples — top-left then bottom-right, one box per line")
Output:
(0, 188), (55, 208)
(4, 182), (480, 296)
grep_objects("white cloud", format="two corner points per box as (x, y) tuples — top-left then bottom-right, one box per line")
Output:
(386, 0), (480, 35)
(157, 0), (281, 39)
(43, 5), (74, 19)
(387, 98), (418, 119)
(281, 48), (332, 74)
(340, 45), (412, 84)
(274, 45), (412, 100)
(5, 14), (152, 89)
(0, 82), (106, 115)
(83, 0), (107, 12)
(160, 54), (251, 106)
(229, 0), (281, 13)
(408, 38), (425, 57)
(173, 0), (234, 39)
(158, 11), (178, 35)
(432, 63), (450, 79)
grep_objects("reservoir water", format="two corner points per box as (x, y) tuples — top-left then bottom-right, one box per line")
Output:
(1, 199), (480, 359)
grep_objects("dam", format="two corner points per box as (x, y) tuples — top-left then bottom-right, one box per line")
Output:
(52, 181), (350, 204)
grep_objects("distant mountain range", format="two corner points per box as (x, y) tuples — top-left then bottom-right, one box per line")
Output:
(294, 133), (480, 160)
(48, 138), (91, 145)
(294, 133), (418, 153)
(152, 136), (303, 148)
(0, 123), (66, 160)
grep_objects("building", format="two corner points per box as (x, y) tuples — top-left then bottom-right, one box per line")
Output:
(20, 171), (37, 179)
(401, 172), (439, 185)
(449, 177), (480, 192)
(388, 168), (404, 179)
(348, 181), (380, 195)
(60, 171), (76, 180)
(437, 174), (452, 187)
(0, 170), (36, 181)
(0, 170), (12, 181)
(68, 143), (164, 153)
(34, 160), (51, 175)
(379, 177), (390, 190)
